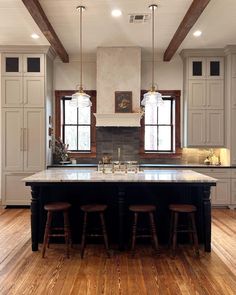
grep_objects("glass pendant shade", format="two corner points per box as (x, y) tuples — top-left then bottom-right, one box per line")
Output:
(141, 4), (163, 107)
(141, 89), (163, 107)
(70, 89), (92, 108)
(70, 5), (92, 108)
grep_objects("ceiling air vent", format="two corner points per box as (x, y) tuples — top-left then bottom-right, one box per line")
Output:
(129, 14), (151, 23)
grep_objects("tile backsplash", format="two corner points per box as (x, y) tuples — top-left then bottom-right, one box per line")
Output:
(74, 127), (227, 165)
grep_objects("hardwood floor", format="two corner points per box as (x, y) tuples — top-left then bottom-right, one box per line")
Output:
(0, 208), (235, 295)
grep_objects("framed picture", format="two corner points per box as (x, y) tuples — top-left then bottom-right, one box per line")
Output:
(115, 91), (132, 113)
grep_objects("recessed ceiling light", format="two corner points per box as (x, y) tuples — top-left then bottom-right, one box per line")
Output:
(31, 33), (40, 39)
(193, 30), (202, 37)
(111, 9), (122, 17)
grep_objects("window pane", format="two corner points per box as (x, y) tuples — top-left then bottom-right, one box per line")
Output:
(78, 126), (91, 150)
(65, 126), (77, 150)
(6, 57), (19, 72)
(158, 126), (171, 151)
(210, 61), (220, 76)
(192, 61), (202, 76)
(145, 126), (157, 151)
(158, 100), (171, 124)
(145, 105), (157, 124)
(78, 106), (91, 124)
(65, 100), (77, 124)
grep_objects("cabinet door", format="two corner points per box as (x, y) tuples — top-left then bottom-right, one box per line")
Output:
(188, 110), (206, 146)
(2, 108), (23, 171)
(2, 54), (22, 76)
(2, 172), (31, 205)
(232, 54), (236, 78)
(23, 77), (45, 107)
(231, 77), (236, 108)
(188, 57), (206, 79)
(211, 179), (230, 205)
(231, 110), (236, 165)
(206, 110), (224, 146)
(206, 80), (224, 109)
(23, 108), (45, 171)
(206, 57), (224, 79)
(188, 80), (206, 108)
(2, 77), (23, 107)
(23, 54), (44, 76)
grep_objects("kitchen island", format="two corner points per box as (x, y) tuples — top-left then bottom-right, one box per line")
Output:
(24, 169), (217, 252)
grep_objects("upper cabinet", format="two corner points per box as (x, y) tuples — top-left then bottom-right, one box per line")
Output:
(181, 50), (225, 147)
(2, 53), (44, 76)
(188, 57), (224, 79)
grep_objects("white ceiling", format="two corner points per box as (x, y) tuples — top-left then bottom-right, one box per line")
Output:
(0, 0), (236, 59)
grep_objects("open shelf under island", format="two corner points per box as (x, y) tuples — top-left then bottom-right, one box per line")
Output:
(23, 169), (217, 252)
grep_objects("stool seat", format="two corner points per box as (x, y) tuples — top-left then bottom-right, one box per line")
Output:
(169, 204), (196, 213)
(129, 205), (156, 213)
(44, 202), (71, 212)
(81, 204), (107, 212)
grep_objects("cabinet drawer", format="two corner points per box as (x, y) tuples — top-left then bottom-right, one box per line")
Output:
(231, 169), (236, 178)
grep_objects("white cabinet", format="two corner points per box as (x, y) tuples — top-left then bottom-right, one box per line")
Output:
(188, 110), (224, 146)
(230, 169), (236, 208)
(1, 50), (50, 206)
(2, 108), (45, 172)
(188, 57), (224, 79)
(2, 76), (44, 108)
(2, 53), (44, 76)
(2, 173), (32, 205)
(2, 108), (23, 171)
(183, 52), (225, 147)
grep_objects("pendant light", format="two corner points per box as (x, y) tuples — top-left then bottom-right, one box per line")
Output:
(141, 4), (163, 107)
(70, 6), (92, 108)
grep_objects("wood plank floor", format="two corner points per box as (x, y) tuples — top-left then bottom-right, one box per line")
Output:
(0, 208), (235, 295)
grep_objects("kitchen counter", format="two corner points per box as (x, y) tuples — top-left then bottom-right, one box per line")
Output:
(47, 163), (233, 169)
(24, 169), (216, 253)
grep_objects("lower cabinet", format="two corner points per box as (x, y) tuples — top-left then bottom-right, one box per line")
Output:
(2, 172), (32, 206)
(210, 179), (231, 205)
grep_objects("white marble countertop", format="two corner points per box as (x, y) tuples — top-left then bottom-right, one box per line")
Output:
(23, 169), (217, 184)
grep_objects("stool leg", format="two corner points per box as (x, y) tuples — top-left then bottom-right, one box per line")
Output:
(188, 214), (193, 245)
(149, 212), (159, 252)
(63, 211), (70, 259)
(172, 212), (179, 257)
(168, 211), (174, 248)
(190, 212), (199, 256)
(99, 212), (110, 258)
(42, 211), (53, 258)
(81, 212), (87, 259)
(131, 212), (138, 256)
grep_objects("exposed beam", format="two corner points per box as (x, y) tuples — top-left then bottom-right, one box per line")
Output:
(22, 0), (69, 63)
(163, 0), (211, 62)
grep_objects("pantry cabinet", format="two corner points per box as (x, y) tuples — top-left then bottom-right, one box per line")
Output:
(181, 50), (225, 147)
(1, 48), (54, 206)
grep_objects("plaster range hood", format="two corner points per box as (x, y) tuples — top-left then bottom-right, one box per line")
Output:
(95, 47), (142, 127)
(94, 113), (143, 127)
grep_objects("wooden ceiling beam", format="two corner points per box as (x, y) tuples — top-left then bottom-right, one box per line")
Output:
(163, 0), (211, 62)
(22, 0), (69, 63)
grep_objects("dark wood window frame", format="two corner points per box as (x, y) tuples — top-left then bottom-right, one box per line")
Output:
(55, 90), (97, 158)
(140, 90), (182, 158)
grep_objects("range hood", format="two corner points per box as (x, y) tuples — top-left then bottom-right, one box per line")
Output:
(95, 47), (142, 127)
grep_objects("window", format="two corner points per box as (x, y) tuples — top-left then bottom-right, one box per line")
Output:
(55, 90), (96, 158)
(140, 90), (181, 158)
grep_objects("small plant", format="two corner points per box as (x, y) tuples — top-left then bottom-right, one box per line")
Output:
(53, 137), (69, 163)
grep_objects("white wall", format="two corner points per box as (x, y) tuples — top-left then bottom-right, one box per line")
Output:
(53, 54), (183, 93)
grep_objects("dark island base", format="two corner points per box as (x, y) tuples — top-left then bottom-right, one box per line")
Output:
(30, 182), (211, 252)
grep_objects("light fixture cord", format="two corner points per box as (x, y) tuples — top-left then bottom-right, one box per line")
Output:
(79, 6), (83, 90)
(151, 5), (155, 90)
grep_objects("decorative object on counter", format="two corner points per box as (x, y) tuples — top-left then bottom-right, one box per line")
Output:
(115, 91), (132, 113)
(141, 4), (163, 107)
(70, 5), (92, 108)
(204, 156), (211, 165)
(98, 161), (139, 174)
(52, 137), (70, 164)
(71, 158), (77, 164)
(102, 154), (112, 164)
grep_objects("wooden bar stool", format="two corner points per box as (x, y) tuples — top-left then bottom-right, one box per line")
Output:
(129, 205), (158, 255)
(42, 202), (72, 258)
(169, 204), (199, 257)
(80, 204), (109, 258)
